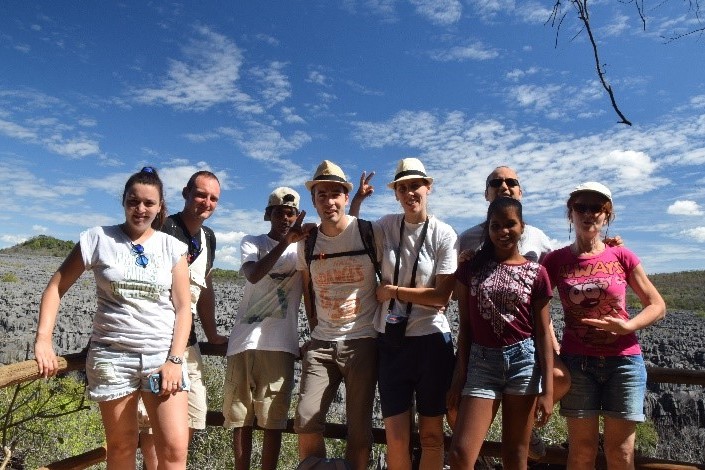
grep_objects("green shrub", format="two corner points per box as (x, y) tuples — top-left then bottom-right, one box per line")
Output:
(0, 373), (104, 469)
(1, 272), (18, 283)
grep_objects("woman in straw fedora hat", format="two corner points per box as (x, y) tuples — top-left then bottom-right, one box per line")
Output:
(350, 157), (456, 470)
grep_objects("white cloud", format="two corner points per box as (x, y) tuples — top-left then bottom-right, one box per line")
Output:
(601, 13), (630, 37)
(690, 95), (705, 109)
(255, 33), (280, 47)
(429, 42), (499, 61)
(251, 61), (291, 108)
(468, 0), (515, 20)
(0, 234), (27, 245)
(32, 225), (48, 232)
(0, 119), (37, 140)
(351, 109), (705, 222)
(667, 200), (703, 216)
(410, 0), (462, 25)
(506, 67), (541, 82)
(681, 227), (705, 242)
(281, 107), (306, 124)
(14, 44), (31, 53)
(307, 70), (329, 87)
(46, 138), (100, 158)
(131, 25), (259, 113)
(506, 80), (604, 119)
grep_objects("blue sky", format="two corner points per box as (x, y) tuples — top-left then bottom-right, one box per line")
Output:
(1, 1), (704, 273)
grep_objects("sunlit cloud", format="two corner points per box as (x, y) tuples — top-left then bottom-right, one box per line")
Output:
(668, 200), (703, 216)
(410, 0), (462, 25)
(681, 227), (705, 242)
(131, 25), (259, 113)
(428, 41), (499, 61)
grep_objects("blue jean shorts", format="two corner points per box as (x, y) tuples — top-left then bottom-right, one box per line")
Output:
(462, 337), (541, 399)
(86, 342), (190, 402)
(560, 353), (646, 421)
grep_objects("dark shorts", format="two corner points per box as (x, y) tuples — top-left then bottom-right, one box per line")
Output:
(377, 332), (455, 418)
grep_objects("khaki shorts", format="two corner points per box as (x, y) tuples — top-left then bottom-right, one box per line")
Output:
(222, 350), (296, 430)
(294, 337), (377, 450)
(138, 344), (207, 432)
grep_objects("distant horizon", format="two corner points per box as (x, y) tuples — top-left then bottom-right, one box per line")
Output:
(2, 1), (704, 273)
(4, 233), (704, 276)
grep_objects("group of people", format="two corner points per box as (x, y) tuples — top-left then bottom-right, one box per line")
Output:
(34, 158), (666, 470)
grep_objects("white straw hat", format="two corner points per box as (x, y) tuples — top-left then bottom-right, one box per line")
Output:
(304, 160), (354, 192)
(387, 158), (434, 189)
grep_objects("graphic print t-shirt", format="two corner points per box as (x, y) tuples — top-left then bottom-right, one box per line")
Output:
(226, 234), (302, 357)
(456, 260), (552, 348)
(542, 245), (641, 357)
(297, 216), (382, 341)
(80, 225), (187, 354)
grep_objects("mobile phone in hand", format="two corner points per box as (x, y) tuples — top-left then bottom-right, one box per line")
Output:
(149, 373), (161, 394)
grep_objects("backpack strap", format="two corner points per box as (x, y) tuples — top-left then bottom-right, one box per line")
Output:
(304, 226), (320, 324)
(357, 218), (382, 282)
(202, 225), (216, 274)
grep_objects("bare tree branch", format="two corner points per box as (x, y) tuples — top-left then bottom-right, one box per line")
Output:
(572, 0), (632, 125)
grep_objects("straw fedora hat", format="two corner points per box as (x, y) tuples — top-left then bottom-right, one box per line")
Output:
(304, 160), (354, 192)
(264, 187), (300, 221)
(387, 157), (434, 189)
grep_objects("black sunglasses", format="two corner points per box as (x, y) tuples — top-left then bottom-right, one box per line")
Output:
(131, 243), (149, 268)
(187, 236), (202, 264)
(487, 178), (520, 188)
(572, 202), (605, 214)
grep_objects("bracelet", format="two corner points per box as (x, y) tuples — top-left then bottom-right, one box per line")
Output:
(395, 286), (400, 301)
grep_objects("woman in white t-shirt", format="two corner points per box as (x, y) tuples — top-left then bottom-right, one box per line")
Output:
(350, 158), (457, 470)
(34, 167), (192, 469)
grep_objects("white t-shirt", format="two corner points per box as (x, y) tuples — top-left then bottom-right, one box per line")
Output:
(374, 214), (457, 336)
(456, 223), (552, 263)
(80, 225), (187, 354)
(296, 216), (382, 341)
(226, 234), (302, 357)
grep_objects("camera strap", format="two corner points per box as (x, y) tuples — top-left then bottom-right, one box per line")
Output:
(387, 215), (429, 316)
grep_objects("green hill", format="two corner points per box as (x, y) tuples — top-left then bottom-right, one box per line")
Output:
(0, 235), (76, 257)
(628, 270), (705, 316)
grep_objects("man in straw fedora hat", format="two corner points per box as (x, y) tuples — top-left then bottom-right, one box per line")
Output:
(222, 187), (310, 470)
(294, 160), (383, 470)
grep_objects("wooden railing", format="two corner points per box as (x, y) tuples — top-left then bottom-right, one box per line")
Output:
(1, 343), (703, 470)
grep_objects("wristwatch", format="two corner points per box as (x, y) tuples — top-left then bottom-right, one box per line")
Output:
(166, 355), (184, 365)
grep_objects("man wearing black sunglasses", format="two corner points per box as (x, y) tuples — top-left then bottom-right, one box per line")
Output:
(457, 166), (552, 264)
(139, 170), (227, 469)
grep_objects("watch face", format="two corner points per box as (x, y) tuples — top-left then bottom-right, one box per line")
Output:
(168, 355), (183, 364)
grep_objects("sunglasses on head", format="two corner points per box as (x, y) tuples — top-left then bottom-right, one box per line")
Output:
(187, 236), (202, 264)
(487, 177), (520, 188)
(131, 243), (149, 268)
(572, 202), (605, 214)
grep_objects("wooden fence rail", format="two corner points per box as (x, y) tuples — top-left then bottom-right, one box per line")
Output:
(2, 343), (704, 470)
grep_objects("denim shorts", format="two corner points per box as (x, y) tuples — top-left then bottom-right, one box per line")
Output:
(560, 353), (646, 421)
(86, 342), (190, 402)
(462, 337), (541, 399)
(378, 332), (455, 418)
